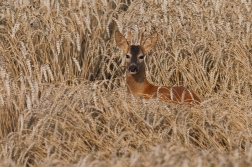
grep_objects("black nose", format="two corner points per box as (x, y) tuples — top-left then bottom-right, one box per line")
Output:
(129, 65), (138, 73)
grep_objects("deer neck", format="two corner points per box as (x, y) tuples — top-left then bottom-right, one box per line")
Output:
(126, 66), (150, 95)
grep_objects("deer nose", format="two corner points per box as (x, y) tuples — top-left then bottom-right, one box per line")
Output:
(129, 64), (138, 74)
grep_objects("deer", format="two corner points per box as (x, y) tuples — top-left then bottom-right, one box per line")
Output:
(115, 30), (201, 104)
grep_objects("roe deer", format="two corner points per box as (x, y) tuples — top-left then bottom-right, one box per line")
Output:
(115, 30), (201, 104)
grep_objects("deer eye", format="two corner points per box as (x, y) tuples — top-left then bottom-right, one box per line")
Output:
(139, 55), (144, 59)
(126, 55), (130, 59)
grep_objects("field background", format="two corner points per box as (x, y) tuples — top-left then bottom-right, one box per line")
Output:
(0, 0), (252, 166)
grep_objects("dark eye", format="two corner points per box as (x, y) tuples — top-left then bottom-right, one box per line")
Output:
(139, 55), (144, 59)
(126, 55), (130, 59)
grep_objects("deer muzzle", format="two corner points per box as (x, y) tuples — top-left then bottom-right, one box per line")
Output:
(129, 64), (138, 74)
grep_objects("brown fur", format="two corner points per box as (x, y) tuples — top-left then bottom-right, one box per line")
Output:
(126, 68), (201, 104)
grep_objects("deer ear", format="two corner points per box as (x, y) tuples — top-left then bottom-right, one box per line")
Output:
(142, 32), (158, 54)
(115, 31), (129, 53)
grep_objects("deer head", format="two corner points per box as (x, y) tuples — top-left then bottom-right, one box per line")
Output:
(115, 30), (158, 75)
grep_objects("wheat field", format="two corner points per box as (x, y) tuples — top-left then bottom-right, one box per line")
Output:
(0, 0), (252, 166)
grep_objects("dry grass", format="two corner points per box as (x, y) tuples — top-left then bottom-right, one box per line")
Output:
(0, 0), (252, 166)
